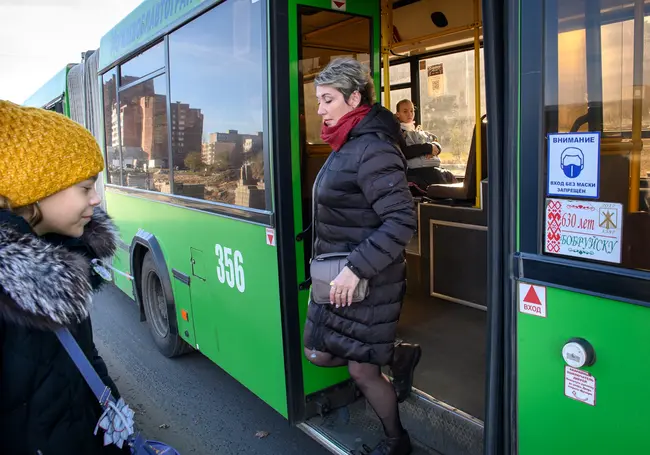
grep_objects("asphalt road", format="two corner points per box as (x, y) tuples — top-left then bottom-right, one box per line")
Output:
(91, 284), (330, 455)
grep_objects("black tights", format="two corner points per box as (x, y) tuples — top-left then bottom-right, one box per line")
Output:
(305, 348), (403, 438)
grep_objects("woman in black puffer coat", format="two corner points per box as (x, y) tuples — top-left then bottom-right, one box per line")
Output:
(302, 58), (422, 455)
(0, 99), (128, 455)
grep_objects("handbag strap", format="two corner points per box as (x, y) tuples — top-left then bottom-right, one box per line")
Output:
(54, 327), (114, 406)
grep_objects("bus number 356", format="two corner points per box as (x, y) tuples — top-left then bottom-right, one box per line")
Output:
(215, 244), (245, 293)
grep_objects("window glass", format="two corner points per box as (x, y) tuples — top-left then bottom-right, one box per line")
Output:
(118, 76), (170, 192)
(381, 87), (412, 114)
(102, 69), (120, 185)
(418, 49), (486, 177)
(544, 0), (650, 270)
(301, 52), (372, 145)
(167, 0), (267, 208)
(381, 62), (411, 86)
(120, 41), (165, 85)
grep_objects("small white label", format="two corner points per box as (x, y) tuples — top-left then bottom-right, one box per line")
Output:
(266, 227), (276, 246)
(562, 342), (588, 368)
(332, 0), (346, 11)
(565, 366), (596, 406)
(547, 132), (600, 198)
(518, 282), (547, 318)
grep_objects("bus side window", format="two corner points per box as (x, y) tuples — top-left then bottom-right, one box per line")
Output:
(166, 0), (268, 210)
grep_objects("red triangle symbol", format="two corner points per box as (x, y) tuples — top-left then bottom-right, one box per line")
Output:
(267, 233), (274, 244)
(523, 286), (541, 305)
(334, 1), (344, 7)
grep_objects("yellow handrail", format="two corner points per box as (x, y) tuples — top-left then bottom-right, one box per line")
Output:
(473, 0), (482, 208)
(629, 0), (644, 212)
(381, 0), (393, 109)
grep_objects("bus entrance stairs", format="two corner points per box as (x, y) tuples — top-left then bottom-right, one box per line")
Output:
(300, 388), (483, 455)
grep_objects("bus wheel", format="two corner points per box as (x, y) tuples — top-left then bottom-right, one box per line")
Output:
(141, 251), (188, 357)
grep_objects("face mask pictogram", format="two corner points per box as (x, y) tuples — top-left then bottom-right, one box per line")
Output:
(560, 147), (584, 179)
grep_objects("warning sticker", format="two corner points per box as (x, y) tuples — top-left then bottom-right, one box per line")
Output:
(565, 366), (596, 406)
(331, 0), (346, 11)
(518, 282), (547, 318)
(266, 227), (276, 246)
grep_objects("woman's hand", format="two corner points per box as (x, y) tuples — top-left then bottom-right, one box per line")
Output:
(330, 266), (360, 307)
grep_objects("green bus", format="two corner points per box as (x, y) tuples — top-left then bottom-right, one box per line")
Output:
(26, 0), (650, 454)
(24, 51), (108, 206)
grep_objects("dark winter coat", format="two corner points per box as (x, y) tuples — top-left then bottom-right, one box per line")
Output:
(0, 207), (127, 455)
(304, 103), (417, 366)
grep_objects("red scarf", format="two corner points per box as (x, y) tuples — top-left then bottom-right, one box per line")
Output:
(320, 105), (372, 152)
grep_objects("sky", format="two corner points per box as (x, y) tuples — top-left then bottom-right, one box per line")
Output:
(0, 0), (145, 104)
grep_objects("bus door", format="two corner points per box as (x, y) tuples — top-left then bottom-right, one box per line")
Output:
(286, 0), (388, 451)
(518, 0), (650, 453)
(285, 1), (492, 454)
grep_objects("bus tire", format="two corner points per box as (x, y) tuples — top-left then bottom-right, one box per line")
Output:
(140, 251), (189, 358)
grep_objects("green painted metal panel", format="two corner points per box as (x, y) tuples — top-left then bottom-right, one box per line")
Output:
(105, 190), (288, 417)
(98, 0), (217, 71)
(517, 284), (650, 454)
(287, 0), (382, 396)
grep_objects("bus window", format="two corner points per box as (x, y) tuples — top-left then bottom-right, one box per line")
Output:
(381, 87), (412, 113)
(297, 7), (371, 269)
(418, 49), (486, 178)
(544, 0), (650, 270)
(167, 0), (267, 209)
(381, 62), (411, 86)
(380, 62), (411, 112)
(118, 76), (170, 192)
(300, 8), (371, 147)
(120, 41), (165, 85)
(102, 69), (119, 185)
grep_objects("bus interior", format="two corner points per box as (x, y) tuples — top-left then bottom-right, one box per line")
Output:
(298, 0), (488, 453)
(297, 0), (650, 453)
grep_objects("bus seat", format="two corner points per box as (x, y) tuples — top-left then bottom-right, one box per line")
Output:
(426, 115), (488, 202)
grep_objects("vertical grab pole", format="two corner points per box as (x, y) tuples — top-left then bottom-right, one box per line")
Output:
(474, 0), (482, 208)
(381, 0), (393, 108)
(629, 0), (643, 212)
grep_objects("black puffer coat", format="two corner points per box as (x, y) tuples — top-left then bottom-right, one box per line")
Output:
(304, 103), (417, 366)
(0, 208), (127, 455)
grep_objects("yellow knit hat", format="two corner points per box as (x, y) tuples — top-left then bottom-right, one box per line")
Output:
(0, 100), (104, 207)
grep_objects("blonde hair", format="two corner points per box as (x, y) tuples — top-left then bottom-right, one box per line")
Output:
(0, 195), (42, 227)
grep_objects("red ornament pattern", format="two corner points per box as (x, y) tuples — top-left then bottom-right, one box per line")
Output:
(546, 200), (562, 253)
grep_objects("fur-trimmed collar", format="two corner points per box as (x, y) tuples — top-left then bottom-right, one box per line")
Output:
(0, 207), (118, 330)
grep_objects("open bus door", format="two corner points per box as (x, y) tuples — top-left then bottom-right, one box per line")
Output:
(270, 1), (512, 454)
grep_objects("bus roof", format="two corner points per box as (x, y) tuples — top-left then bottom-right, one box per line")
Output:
(23, 64), (75, 109)
(98, 0), (218, 73)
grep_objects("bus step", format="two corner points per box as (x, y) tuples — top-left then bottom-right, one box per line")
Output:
(300, 398), (440, 455)
(301, 390), (483, 455)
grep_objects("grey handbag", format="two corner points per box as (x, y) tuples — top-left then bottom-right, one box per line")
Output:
(309, 165), (369, 304)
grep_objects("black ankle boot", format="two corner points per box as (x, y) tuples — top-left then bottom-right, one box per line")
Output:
(365, 431), (412, 455)
(390, 342), (421, 403)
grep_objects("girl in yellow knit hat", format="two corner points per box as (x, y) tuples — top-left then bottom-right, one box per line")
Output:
(0, 100), (129, 454)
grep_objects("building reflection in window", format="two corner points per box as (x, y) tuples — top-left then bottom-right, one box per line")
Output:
(167, 0), (267, 209)
(118, 76), (170, 193)
(102, 69), (119, 185)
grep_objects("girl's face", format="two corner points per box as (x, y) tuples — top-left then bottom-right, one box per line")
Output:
(36, 176), (101, 237)
(316, 85), (360, 127)
(396, 101), (415, 124)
